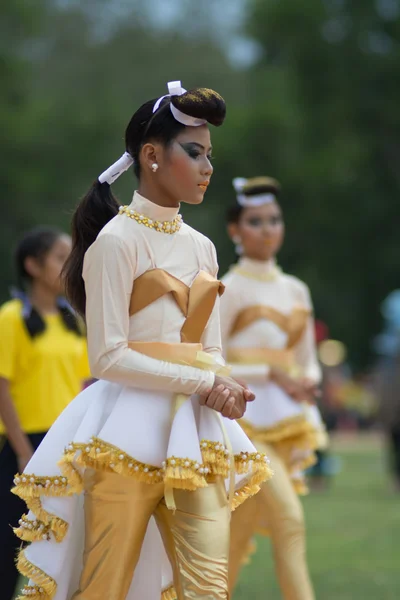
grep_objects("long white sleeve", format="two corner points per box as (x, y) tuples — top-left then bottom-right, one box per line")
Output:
(83, 233), (214, 395)
(219, 277), (269, 383)
(292, 283), (322, 384)
(200, 245), (225, 366)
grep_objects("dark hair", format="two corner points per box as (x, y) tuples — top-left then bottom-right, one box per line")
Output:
(64, 87), (226, 317)
(227, 176), (281, 224)
(14, 227), (82, 338)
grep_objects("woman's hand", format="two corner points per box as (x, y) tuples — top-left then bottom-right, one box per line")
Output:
(298, 377), (321, 403)
(270, 367), (317, 403)
(199, 375), (255, 419)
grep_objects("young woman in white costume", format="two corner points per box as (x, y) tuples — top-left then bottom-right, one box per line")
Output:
(12, 83), (272, 600)
(220, 177), (327, 600)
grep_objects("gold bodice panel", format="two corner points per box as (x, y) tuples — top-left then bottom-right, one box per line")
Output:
(129, 269), (224, 343)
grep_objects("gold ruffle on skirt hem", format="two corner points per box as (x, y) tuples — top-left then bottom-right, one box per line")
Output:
(240, 416), (319, 476)
(13, 436), (273, 599)
(161, 585), (177, 600)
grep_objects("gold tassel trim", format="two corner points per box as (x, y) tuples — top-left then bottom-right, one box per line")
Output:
(161, 585), (177, 600)
(201, 439), (230, 478)
(292, 478), (310, 496)
(240, 414), (317, 445)
(13, 513), (66, 543)
(65, 437), (165, 484)
(241, 416), (320, 475)
(13, 436), (272, 545)
(16, 549), (56, 599)
(274, 438), (318, 474)
(16, 587), (49, 599)
(163, 455), (208, 491)
(234, 450), (272, 475)
(11, 474), (71, 543)
(231, 464), (273, 512)
(231, 481), (263, 512)
(12, 473), (70, 497)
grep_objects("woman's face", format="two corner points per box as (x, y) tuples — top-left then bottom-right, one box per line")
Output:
(155, 124), (214, 205)
(27, 235), (72, 296)
(229, 201), (285, 261)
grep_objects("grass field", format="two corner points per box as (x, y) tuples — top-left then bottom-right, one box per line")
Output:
(234, 434), (400, 600)
(14, 434), (400, 599)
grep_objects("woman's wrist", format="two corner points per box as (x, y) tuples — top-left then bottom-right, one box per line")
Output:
(10, 432), (33, 461)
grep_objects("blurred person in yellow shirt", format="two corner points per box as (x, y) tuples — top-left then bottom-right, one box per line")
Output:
(0, 227), (90, 600)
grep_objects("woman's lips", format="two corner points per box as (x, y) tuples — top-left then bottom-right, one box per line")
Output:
(198, 182), (209, 192)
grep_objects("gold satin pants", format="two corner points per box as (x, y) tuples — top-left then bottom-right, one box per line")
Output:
(71, 470), (230, 600)
(229, 443), (315, 600)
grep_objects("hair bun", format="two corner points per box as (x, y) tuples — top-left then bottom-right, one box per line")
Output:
(241, 176), (281, 197)
(171, 88), (226, 127)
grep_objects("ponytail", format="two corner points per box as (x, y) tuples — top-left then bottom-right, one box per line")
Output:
(63, 180), (119, 317)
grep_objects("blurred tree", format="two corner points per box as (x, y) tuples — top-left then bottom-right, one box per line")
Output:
(0, 0), (248, 296)
(2, 0), (399, 368)
(0, 0), (50, 287)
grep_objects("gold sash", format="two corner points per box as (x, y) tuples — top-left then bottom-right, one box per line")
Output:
(129, 269), (225, 343)
(230, 305), (309, 348)
(128, 341), (230, 377)
(227, 347), (304, 379)
(227, 347), (294, 371)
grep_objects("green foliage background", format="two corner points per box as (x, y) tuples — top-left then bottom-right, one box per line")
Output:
(2, 0), (400, 368)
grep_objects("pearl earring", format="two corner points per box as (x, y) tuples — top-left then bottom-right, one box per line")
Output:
(151, 163), (159, 173)
(232, 235), (243, 255)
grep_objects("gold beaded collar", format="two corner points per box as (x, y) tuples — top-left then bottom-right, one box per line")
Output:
(119, 205), (183, 234)
(231, 265), (281, 282)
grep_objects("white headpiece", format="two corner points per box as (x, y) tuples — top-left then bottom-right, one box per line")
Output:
(98, 152), (134, 185)
(153, 80), (207, 127)
(232, 177), (276, 207)
(98, 80), (205, 185)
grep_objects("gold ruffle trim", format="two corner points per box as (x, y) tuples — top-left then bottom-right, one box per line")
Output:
(231, 469), (271, 512)
(292, 477), (310, 496)
(161, 585), (177, 600)
(13, 436), (272, 599)
(58, 437), (270, 492)
(241, 415), (319, 475)
(274, 440), (318, 474)
(241, 414), (316, 445)
(13, 437), (272, 542)
(16, 550), (56, 599)
(14, 513), (61, 543)
(11, 473), (71, 543)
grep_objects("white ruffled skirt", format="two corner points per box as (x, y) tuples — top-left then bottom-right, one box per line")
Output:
(13, 380), (272, 600)
(240, 381), (327, 477)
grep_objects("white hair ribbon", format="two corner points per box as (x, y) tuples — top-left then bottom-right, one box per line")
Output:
(153, 80), (207, 127)
(237, 193), (276, 207)
(98, 152), (134, 185)
(232, 177), (276, 207)
(232, 177), (247, 193)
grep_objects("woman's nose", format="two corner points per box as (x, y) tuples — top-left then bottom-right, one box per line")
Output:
(202, 157), (213, 177)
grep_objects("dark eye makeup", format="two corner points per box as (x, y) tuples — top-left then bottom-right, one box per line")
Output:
(179, 142), (213, 161)
(245, 215), (283, 227)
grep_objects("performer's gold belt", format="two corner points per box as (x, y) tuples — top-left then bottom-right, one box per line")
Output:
(128, 341), (234, 510)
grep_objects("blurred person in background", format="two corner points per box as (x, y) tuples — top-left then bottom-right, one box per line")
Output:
(377, 350), (400, 492)
(0, 227), (90, 600)
(374, 290), (400, 492)
(306, 323), (342, 491)
(12, 82), (271, 600)
(220, 177), (327, 600)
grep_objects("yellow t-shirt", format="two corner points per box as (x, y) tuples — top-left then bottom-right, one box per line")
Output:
(0, 299), (91, 434)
